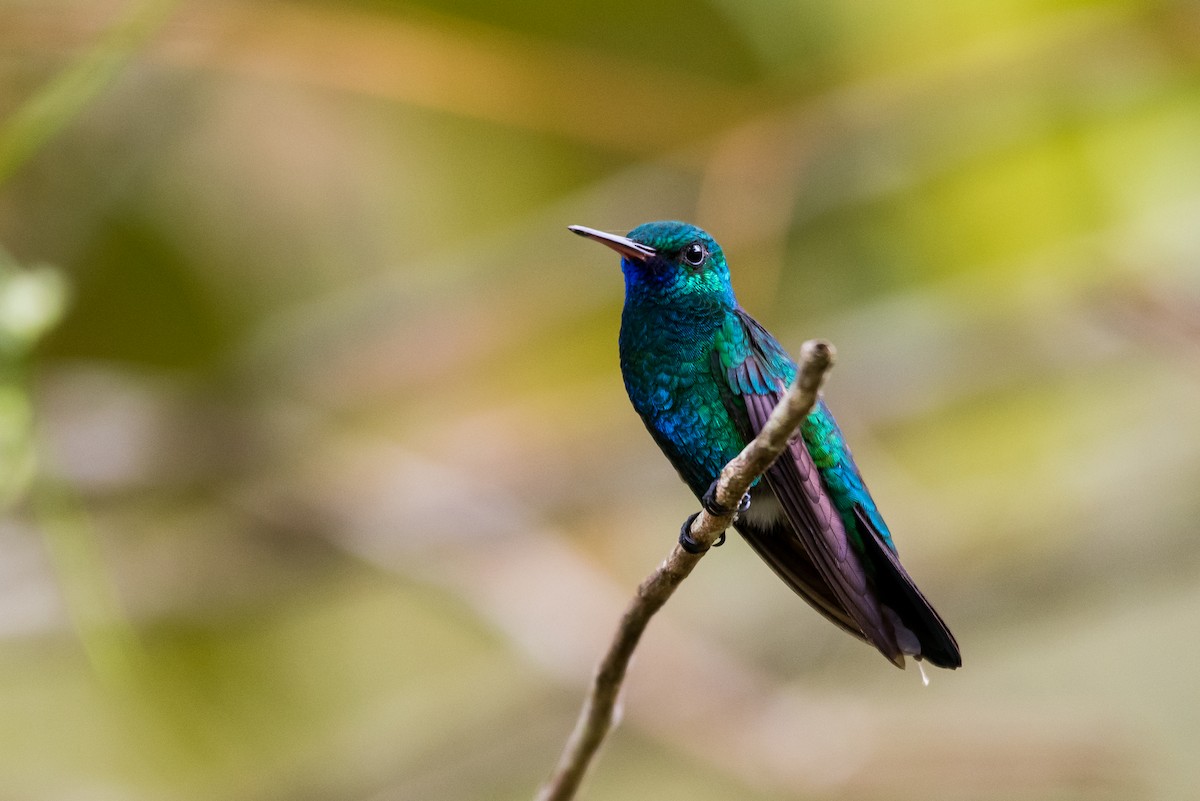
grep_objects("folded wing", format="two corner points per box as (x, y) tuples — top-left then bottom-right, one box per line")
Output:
(720, 309), (961, 669)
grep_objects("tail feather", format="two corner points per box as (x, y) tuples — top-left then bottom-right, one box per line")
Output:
(854, 506), (962, 669)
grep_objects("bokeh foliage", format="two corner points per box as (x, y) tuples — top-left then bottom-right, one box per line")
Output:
(2, 1), (1199, 799)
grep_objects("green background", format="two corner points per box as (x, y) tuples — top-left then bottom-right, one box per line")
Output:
(2, 1), (1199, 799)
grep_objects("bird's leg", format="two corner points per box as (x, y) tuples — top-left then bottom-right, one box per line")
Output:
(701, 479), (751, 517)
(678, 512), (726, 553)
(679, 479), (751, 553)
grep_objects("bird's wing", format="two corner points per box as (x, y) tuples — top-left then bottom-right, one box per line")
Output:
(708, 315), (868, 643)
(741, 391), (906, 665)
(716, 309), (905, 666)
(720, 309), (961, 669)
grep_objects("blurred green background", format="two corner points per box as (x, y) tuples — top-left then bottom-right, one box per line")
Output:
(2, 0), (1199, 799)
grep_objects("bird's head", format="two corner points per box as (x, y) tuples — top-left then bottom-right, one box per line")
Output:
(569, 221), (735, 309)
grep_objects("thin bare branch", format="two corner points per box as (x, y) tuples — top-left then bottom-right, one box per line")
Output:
(534, 339), (836, 801)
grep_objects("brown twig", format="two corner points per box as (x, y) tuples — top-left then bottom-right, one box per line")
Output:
(534, 339), (837, 801)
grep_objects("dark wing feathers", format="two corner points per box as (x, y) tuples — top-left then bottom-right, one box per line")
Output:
(713, 346), (867, 642)
(743, 392), (906, 667)
(722, 310), (961, 670)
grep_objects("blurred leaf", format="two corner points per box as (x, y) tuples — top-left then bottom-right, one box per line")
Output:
(0, 247), (67, 507)
(0, 0), (177, 186)
(0, 263), (68, 354)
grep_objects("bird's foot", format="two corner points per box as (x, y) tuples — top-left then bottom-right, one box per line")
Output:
(678, 512), (726, 554)
(701, 480), (751, 518)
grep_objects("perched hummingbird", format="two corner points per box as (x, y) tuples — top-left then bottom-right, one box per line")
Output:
(570, 221), (960, 671)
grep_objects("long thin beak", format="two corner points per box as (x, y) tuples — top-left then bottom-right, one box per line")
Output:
(568, 225), (656, 262)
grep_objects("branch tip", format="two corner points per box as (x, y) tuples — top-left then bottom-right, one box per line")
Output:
(800, 338), (835, 369)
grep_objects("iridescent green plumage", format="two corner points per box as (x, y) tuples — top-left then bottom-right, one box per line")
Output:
(571, 220), (960, 670)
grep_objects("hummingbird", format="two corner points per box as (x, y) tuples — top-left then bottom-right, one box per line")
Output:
(569, 221), (960, 671)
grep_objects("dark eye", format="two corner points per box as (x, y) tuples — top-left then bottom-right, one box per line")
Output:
(682, 242), (707, 266)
